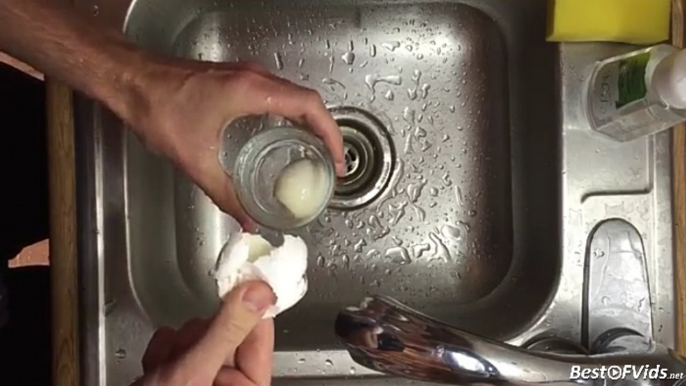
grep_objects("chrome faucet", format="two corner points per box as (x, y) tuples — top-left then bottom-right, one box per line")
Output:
(335, 219), (686, 385)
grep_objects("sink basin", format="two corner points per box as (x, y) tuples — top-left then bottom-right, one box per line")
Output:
(73, 0), (676, 384)
(125, 0), (560, 344)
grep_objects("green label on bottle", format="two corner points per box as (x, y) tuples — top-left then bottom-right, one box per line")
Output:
(615, 52), (649, 109)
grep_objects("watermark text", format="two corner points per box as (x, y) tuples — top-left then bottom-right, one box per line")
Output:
(570, 365), (684, 381)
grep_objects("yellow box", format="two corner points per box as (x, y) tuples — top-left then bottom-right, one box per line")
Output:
(546, 0), (671, 44)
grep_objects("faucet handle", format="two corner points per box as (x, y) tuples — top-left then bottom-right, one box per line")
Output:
(335, 296), (686, 385)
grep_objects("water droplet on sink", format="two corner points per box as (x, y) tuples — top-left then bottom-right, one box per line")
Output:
(385, 246), (411, 265)
(601, 296), (611, 306)
(441, 224), (461, 240)
(325, 39), (331, 49)
(370, 44), (377, 57)
(342, 254), (351, 269)
(369, 215), (381, 229)
(322, 77), (346, 89)
(328, 56), (334, 73)
(442, 173), (452, 186)
(325, 359), (334, 366)
(115, 349), (127, 359)
(429, 233), (451, 261)
(411, 69), (422, 83)
(298, 58), (305, 68)
(298, 358), (306, 364)
(430, 187), (439, 196)
(412, 204), (426, 220)
(388, 201), (408, 225)
(407, 87), (417, 100)
(350, 367), (357, 375)
(382, 41), (400, 51)
(442, 134), (450, 142)
(414, 127), (427, 138)
(274, 52), (284, 70)
(420, 83), (431, 99)
(454, 186), (464, 206)
(638, 298), (646, 312)
(364, 74), (402, 93)
(413, 243), (431, 258)
(468, 210), (477, 217)
(317, 255), (326, 267)
(342, 51), (355, 65)
(354, 239), (367, 252)
(392, 236), (403, 246)
(403, 134), (415, 154)
(407, 179), (427, 202)
(384, 90), (394, 100)
(403, 107), (415, 125)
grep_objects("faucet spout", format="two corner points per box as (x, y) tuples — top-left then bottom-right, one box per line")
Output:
(335, 296), (686, 386)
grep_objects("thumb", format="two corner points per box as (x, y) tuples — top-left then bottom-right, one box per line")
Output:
(184, 148), (258, 232)
(176, 281), (275, 382)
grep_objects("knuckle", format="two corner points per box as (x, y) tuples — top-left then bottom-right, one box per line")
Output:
(157, 366), (187, 385)
(304, 89), (324, 106)
(244, 61), (267, 72)
(180, 318), (204, 332)
(306, 89), (322, 101)
(233, 71), (262, 90)
(219, 317), (252, 346)
(228, 316), (252, 336)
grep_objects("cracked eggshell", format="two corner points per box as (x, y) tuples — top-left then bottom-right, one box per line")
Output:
(213, 232), (308, 319)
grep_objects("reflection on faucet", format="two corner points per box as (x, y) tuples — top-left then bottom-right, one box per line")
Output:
(335, 296), (686, 386)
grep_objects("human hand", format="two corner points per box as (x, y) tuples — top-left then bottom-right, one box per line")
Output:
(119, 58), (345, 230)
(132, 281), (276, 386)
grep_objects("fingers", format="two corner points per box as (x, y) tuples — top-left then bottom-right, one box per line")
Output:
(214, 368), (256, 386)
(235, 319), (274, 385)
(174, 281), (275, 383)
(192, 158), (257, 231)
(142, 327), (177, 373)
(170, 319), (210, 359)
(231, 72), (346, 176)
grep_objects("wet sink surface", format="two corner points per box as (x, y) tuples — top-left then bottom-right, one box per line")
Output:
(124, 0), (560, 349)
(73, 0), (677, 384)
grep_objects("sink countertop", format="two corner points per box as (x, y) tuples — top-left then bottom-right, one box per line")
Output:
(47, 0), (686, 385)
(673, 0), (686, 355)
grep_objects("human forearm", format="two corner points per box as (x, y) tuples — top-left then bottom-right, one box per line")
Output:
(0, 0), (145, 122)
(0, 0), (345, 229)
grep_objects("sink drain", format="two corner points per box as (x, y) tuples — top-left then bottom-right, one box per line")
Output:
(328, 106), (394, 210)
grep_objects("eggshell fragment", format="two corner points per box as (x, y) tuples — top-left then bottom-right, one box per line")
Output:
(213, 232), (308, 318)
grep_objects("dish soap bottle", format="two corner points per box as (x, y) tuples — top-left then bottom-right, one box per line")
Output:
(586, 44), (686, 142)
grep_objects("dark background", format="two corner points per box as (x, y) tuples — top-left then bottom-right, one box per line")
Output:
(0, 63), (52, 385)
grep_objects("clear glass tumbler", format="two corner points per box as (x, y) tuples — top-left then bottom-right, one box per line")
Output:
(233, 126), (335, 230)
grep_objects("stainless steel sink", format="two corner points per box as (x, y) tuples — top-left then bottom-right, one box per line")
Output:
(73, 0), (677, 384)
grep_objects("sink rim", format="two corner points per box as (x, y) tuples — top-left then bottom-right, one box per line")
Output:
(66, 0), (679, 385)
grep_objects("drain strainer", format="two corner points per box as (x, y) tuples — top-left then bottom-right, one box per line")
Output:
(328, 106), (394, 210)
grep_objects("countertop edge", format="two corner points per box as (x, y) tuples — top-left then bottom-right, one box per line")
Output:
(47, 2), (686, 385)
(48, 79), (79, 386)
(672, 0), (686, 356)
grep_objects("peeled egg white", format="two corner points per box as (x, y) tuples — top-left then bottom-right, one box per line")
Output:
(213, 232), (308, 318)
(274, 159), (330, 219)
